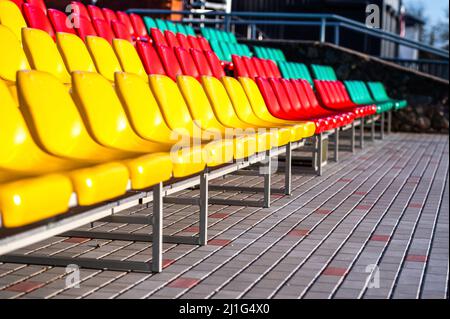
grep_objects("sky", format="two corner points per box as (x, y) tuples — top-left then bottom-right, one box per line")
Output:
(403, 0), (448, 24)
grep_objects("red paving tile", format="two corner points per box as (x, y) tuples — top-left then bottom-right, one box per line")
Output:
(406, 255), (428, 262)
(208, 239), (232, 246)
(210, 213), (230, 219)
(354, 191), (368, 196)
(315, 209), (333, 215)
(371, 235), (390, 242)
(322, 267), (348, 276)
(163, 259), (176, 269)
(409, 203), (423, 209)
(356, 204), (372, 210)
(339, 178), (353, 183)
(63, 237), (90, 244)
(168, 278), (200, 289)
(5, 281), (45, 293)
(287, 229), (310, 237)
(183, 226), (199, 233)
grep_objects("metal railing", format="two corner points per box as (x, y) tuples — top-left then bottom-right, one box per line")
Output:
(382, 58), (449, 80)
(127, 9), (449, 78)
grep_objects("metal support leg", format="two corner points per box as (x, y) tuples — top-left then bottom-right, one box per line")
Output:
(360, 117), (364, 149)
(351, 122), (355, 153)
(380, 112), (385, 140)
(199, 171), (208, 246)
(371, 116), (376, 142)
(263, 150), (272, 208)
(387, 110), (392, 135)
(284, 142), (292, 195)
(334, 128), (339, 162)
(317, 133), (323, 176)
(152, 182), (163, 273)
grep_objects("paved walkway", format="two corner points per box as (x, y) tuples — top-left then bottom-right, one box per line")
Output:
(0, 133), (448, 299)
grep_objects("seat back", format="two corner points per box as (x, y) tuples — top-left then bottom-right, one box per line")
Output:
(239, 77), (277, 122)
(165, 30), (179, 48)
(87, 5), (104, 21)
(111, 20), (133, 42)
(155, 18), (167, 32)
(151, 27), (167, 46)
(136, 41), (165, 75)
(268, 78), (296, 116)
(56, 32), (96, 73)
(0, 0), (28, 40)
(101, 8), (117, 25)
(176, 33), (191, 49)
(187, 35), (201, 50)
(0, 25), (30, 82)
(197, 36), (212, 51)
(86, 35), (122, 81)
(92, 18), (114, 44)
(143, 16), (156, 32)
(22, 3), (55, 39)
(221, 76), (259, 123)
(175, 46), (200, 79)
(69, 1), (90, 20)
(48, 9), (76, 34)
(165, 20), (177, 33)
(75, 14), (97, 40)
(156, 44), (183, 81)
(242, 57), (259, 79)
(255, 77), (288, 119)
(232, 55), (249, 78)
(22, 28), (71, 83)
(251, 58), (268, 78)
(129, 13), (148, 39)
(205, 51), (226, 78)
(190, 49), (213, 77)
(116, 11), (135, 39)
(25, 0), (46, 14)
(112, 38), (147, 80)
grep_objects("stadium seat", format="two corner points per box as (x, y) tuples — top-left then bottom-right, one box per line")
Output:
(48, 9), (77, 34)
(22, 3), (55, 39)
(129, 13), (150, 41)
(56, 32), (97, 73)
(69, 1), (90, 20)
(150, 27), (167, 46)
(25, 0), (46, 14)
(87, 4), (104, 21)
(86, 35), (122, 81)
(311, 64), (338, 81)
(74, 14), (97, 40)
(155, 18), (167, 32)
(116, 11), (136, 39)
(112, 38), (148, 80)
(345, 81), (393, 114)
(367, 82), (408, 110)
(111, 20), (133, 42)
(136, 41), (166, 75)
(165, 30), (180, 48)
(187, 35), (202, 50)
(156, 44), (183, 80)
(92, 18), (114, 44)
(143, 16), (156, 32)
(176, 33), (192, 50)
(0, 24), (30, 86)
(0, 0), (28, 40)
(204, 51), (226, 78)
(191, 49), (214, 77)
(174, 46), (200, 79)
(101, 7), (117, 25)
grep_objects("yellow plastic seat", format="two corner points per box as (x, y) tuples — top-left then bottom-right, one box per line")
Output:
(148, 74), (259, 162)
(239, 77), (316, 139)
(85, 36), (122, 82)
(0, 1), (27, 41)
(16, 70), (173, 191)
(112, 38), (148, 82)
(0, 173), (73, 228)
(56, 32), (97, 73)
(222, 76), (303, 142)
(0, 25), (30, 102)
(21, 28), (71, 84)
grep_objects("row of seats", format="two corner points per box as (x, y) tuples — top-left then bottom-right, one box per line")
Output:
(143, 15), (196, 37)
(201, 26), (237, 44)
(254, 45), (286, 62)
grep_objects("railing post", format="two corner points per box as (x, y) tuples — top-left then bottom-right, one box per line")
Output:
(251, 24), (257, 40)
(334, 25), (340, 45)
(320, 18), (326, 42)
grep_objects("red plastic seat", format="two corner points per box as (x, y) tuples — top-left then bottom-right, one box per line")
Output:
(197, 36), (212, 51)
(165, 30), (180, 48)
(187, 35), (201, 50)
(232, 55), (250, 78)
(242, 57), (260, 79)
(74, 14), (97, 40)
(204, 51), (226, 78)
(69, 1), (90, 20)
(175, 46), (200, 79)
(92, 18), (114, 44)
(191, 49), (214, 77)
(266, 60), (282, 78)
(111, 20), (133, 42)
(176, 33), (192, 50)
(87, 5), (104, 21)
(136, 41), (166, 75)
(23, 3), (55, 39)
(116, 11), (137, 40)
(150, 28), (167, 46)
(252, 58), (270, 78)
(129, 13), (149, 41)
(156, 44), (183, 81)
(48, 9), (76, 35)
(260, 59), (277, 78)
(102, 8), (117, 25)
(25, 0), (46, 14)
(9, 0), (24, 10)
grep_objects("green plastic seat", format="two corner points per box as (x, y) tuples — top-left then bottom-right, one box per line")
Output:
(155, 19), (168, 32)
(210, 39), (226, 61)
(368, 82), (407, 110)
(345, 81), (394, 114)
(176, 23), (187, 35)
(311, 64), (337, 80)
(184, 24), (196, 36)
(165, 21), (178, 33)
(143, 16), (157, 32)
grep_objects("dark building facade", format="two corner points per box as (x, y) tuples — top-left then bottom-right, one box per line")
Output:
(231, 0), (403, 58)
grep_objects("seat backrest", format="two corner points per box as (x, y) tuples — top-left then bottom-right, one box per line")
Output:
(313, 80), (332, 107)
(101, 8), (117, 25)
(221, 76), (259, 123)
(22, 28), (71, 83)
(280, 79), (302, 113)
(69, 1), (90, 20)
(176, 33), (191, 49)
(0, 25), (30, 82)
(111, 20), (133, 42)
(165, 20), (178, 33)
(251, 58), (268, 78)
(155, 18), (167, 32)
(232, 55), (249, 78)
(48, 9), (76, 34)
(239, 77), (278, 122)
(75, 14), (97, 40)
(3, 0), (24, 10)
(197, 36), (212, 51)
(129, 13), (148, 39)
(86, 35), (122, 81)
(204, 50), (226, 78)
(267, 59), (282, 78)
(255, 77), (287, 119)
(22, 3), (55, 39)
(92, 18), (114, 44)
(143, 16), (156, 32)
(151, 27), (167, 46)
(87, 5), (104, 21)
(268, 78), (295, 115)
(156, 44), (183, 81)
(116, 11), (135, 39)
(291, 79), (312, 111)
(112, 38), (147, 80)
(187, 35), (201, 50)
(299, 79), (320, 109)
(175, 46), (200, 79)
(56, 32), (96, 73)
(209, 39), (225, 61)
(25, 0), (46, 14)
(114, 72), (174, 144)
(165, 30), (180, 48)
(190, 49), (213, 77)
(136, 41), (165, 75)
(184, 24), (196, 36)
(242, 57), (258, 79)
(0, 0), (28, 41)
